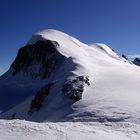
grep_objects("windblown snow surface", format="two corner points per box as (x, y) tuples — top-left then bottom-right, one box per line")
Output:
(1, 29), (140, 139)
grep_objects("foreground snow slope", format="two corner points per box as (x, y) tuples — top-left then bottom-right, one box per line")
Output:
(0, 119), (140, 140)
(1, 29), (140, 124)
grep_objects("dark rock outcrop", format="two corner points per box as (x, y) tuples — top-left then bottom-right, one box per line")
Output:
(122, 54), (128, 60)
(62, 76), (90, 101)
(11, 40), (66, 79)
(28, 83), (54, 115)
(133, 58), (140, 66)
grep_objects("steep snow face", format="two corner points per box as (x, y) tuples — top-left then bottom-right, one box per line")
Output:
(0, 39), (66, 112)
(0, 29), (90, 113)
(28, 29), (89, 60)
(1, 29), (140, 124)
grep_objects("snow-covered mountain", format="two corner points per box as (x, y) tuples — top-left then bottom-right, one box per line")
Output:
(1, 29), (140, 139)
(1, 29), (140, 123)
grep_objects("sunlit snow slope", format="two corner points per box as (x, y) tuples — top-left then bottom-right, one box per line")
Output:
(0, 29), (140, 124)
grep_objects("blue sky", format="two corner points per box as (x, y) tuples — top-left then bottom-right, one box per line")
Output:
(1, 0), (140, 75)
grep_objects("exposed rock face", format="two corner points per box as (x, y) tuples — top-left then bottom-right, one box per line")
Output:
(133, 58), (140, 66)
(62, 76), (90, 101)
(28, 83), (54, 115)
(11, 40), (66, 79)
(122, 54), (128, 60)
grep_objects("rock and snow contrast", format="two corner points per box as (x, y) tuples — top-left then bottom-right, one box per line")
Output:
(0, 29), (140, 139)
(133, 57), (140, 66)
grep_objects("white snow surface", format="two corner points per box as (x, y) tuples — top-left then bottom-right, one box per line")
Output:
(0, 119), (140, 140)
(1, 29), (140, 139)
(89, 43), (119, 58)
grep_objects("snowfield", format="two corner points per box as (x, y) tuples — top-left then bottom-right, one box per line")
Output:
(1, 29), (140, 139)
(0, 119), (140, 140)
